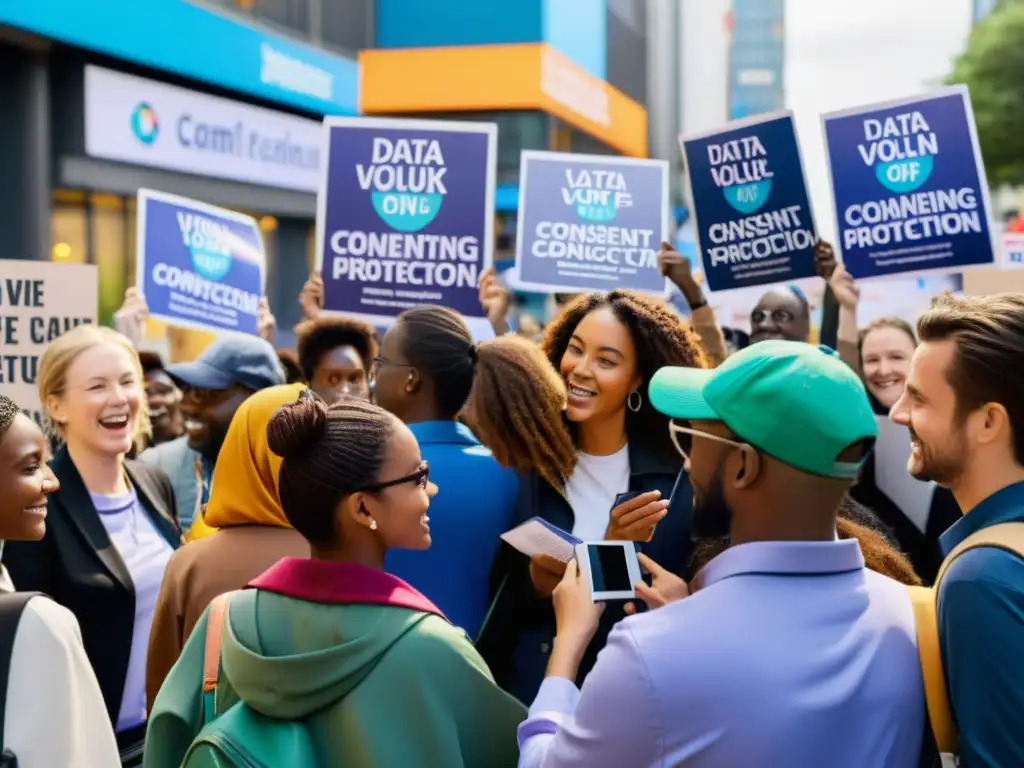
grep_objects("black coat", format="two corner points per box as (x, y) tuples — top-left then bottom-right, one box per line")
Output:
(476, 441), (693, 705)
(2, 447), (180, 727)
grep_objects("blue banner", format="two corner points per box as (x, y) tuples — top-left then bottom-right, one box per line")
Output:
(681, 111), (817, 293)
(136, 189), (265, 335)
(317, 118), (496, 326)
(514, 151), (669, 294)
(822, 87), (996, 279)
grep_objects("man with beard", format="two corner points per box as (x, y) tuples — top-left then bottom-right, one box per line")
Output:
(518, 340), (925, 768)
(139, 336), (284, 533)
(890, 292), (1024, 768)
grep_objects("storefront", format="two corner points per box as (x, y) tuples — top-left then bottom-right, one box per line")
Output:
(0, 0), (360, 341)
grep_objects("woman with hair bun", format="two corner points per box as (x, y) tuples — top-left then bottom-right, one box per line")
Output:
(145, 392), (525, 768)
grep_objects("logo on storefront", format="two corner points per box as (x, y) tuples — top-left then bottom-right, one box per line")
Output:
(131, 102), (159, 145)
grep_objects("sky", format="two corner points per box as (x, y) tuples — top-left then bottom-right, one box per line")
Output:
(785, 0), (974, 238)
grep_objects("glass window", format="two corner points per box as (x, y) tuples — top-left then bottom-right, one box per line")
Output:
(91, 193), (128, 327)
(50, 190), (87, 265)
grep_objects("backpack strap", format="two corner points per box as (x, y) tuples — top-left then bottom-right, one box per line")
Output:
(0, 592), (42, 751)
(908, 521), (1024, 758)
(202, 591), (238, 725)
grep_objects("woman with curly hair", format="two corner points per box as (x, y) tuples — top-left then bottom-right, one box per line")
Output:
(475, 289), (708, 704)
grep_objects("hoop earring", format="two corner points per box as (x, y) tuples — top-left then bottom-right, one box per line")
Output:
(627, 390), (643, 413)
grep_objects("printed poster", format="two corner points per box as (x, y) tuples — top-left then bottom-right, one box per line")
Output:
(1002, 232), (1024, 270)
(514, 151), (670, 294)
(0, 260), (98, 426)
(137, 189), (265, 335)
(822, 86), (996, 280)
(316, 117), (496, 329)
(681, 111), (818, 293)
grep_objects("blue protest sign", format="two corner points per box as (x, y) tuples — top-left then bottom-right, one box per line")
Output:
(822, 87), (996, 280)
(316, 117), (496, 328)
(136, 189), (265, 335)
(513, 151), (669, 294)
(681, 111), (817, 293)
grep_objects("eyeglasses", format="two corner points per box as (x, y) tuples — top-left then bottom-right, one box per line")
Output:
(181, 385), (232, 405)
(361, 461), (430, 492)
(668, 422), (748, 462)
(369, 355), (415, 380)
(750, 308), (796, 325)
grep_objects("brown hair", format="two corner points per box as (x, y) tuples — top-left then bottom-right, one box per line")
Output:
(542, 290), (708, 463)
(857, 316), (917, 366)
(462, 335), (576, 491)
(917, 292), (1024, 464)
(295, 316), (377, 382)
(267, 391), (394, 547)
(836, 517), (921, 585)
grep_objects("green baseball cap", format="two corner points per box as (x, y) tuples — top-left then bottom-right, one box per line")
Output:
(649, 340), (876, 479)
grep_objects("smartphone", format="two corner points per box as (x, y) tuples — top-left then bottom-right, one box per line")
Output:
(612, 491), (643, 509)
(574, 541), (643, 602)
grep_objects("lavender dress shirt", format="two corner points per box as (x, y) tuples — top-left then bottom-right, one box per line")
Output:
(518, 539), (925, 767)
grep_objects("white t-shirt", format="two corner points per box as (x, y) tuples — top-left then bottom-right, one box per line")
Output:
(566, 445), (630, 541)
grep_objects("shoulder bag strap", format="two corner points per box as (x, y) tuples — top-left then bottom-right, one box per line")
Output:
(202, 591), (238, 725)
(0, 592), (43, 751)
(909, 521), (1024, 757)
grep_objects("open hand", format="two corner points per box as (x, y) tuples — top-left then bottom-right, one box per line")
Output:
(113, 287), (149, 347)
(478, 267), (511, 334)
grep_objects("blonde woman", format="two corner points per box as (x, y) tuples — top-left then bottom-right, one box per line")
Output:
(2, 325), (179, 767)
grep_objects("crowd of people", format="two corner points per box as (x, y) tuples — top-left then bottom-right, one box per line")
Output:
(0, 242), (1022, 767)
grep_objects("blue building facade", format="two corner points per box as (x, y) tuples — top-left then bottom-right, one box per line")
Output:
(728, 0), (785, 120)
(0, 0), (360, 334)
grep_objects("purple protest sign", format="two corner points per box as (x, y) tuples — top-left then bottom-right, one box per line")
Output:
(316, 117), (496, 327)
(513, 151), (670, 294)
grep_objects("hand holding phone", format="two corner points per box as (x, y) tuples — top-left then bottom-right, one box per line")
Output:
(605, 490), (670, 542)
(574, 541), (643, 602)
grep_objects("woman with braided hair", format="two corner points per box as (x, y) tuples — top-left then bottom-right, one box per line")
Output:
(372, 304), (574, 639)
(146, 392), (524, 767)
(475, 289), (708, 704)
(0, 395), (120, 766)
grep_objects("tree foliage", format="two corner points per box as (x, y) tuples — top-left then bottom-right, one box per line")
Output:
(948, 0), (1024, 185)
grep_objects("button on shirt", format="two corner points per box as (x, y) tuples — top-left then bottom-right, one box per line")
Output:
(937, 481), (1024, 768)
(518, 540), (924, 768)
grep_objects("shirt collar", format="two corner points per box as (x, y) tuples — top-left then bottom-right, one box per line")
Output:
(939, 480), (1024, 556)
(696, 539), (865, 591)
(408, 420), (480, 447)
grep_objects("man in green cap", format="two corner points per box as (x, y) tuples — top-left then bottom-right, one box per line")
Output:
(519, 340), (926, 768)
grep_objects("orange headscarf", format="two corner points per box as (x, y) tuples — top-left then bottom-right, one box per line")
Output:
(187, 383), (305, 540)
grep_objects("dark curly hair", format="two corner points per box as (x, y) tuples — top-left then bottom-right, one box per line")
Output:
(462, 335), (576, 491)
(295, 316), (377, 382)
(541, 290), (709, 465)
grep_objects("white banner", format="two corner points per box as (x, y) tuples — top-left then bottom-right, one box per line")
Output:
(0, 261), (98, 426)
(85, 65), (322, 193)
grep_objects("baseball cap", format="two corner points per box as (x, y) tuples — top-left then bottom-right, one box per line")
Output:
(165, 335), (285, 392)
(649, 340), (876, 479)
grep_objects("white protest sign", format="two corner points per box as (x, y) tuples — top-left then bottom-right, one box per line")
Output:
(0, 261), (99, 426)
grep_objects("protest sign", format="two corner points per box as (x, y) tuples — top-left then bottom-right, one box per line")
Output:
(0, 261), (97, 426)
(513, 151), (669, 294)
(822, 86), (996, 280)
(137, 189), (265, 336)
(681, 111), (817, 293)
(316, 117), (496, 330)
(1002, 232), (1024, 270)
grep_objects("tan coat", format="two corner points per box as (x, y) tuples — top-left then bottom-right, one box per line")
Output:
(145, 525), (309, 711)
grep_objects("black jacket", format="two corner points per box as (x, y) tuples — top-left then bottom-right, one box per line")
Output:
(476, 441), (693, 705)
(2, 447), (180, 727)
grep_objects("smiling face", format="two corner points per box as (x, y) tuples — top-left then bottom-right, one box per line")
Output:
(890, 339), (968, 485)
(0, 413), (59, 541)
(356, 417), (437, 550)
(861, 325), (916, 409)
(750, 290), (809, 344)
(558, 306), (642, 426)
(48, 342), (143, 458)
(144, 368), (183, 444)
(179, 384), (253, 460)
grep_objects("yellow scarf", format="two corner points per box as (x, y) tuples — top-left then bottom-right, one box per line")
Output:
(186, 383), (305, 540)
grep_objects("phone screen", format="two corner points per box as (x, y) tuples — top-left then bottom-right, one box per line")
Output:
(588, 543), (633, 593)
